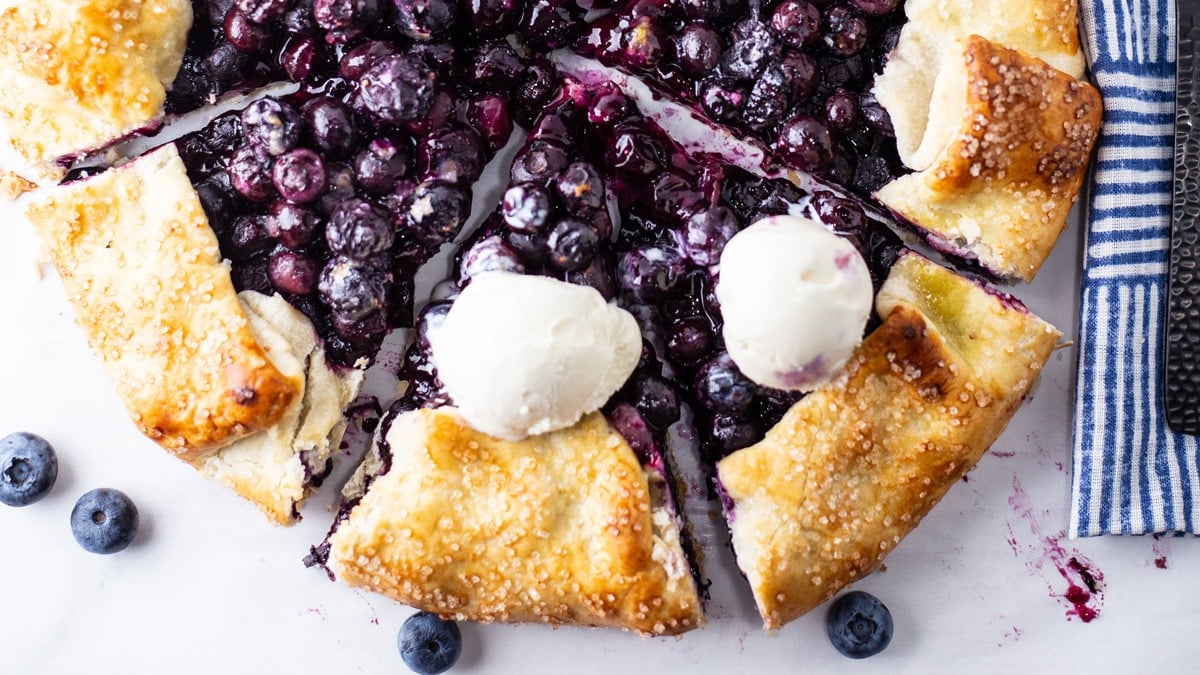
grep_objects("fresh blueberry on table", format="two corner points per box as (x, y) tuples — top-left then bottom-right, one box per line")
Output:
(70, 488), (140, 554)
(825, 590), (894, 658)
(0, 432), (58, 507)
(398, 611), (462, 674)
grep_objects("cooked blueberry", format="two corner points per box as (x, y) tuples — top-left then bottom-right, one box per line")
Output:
(469, 43), (522, 91)
(357, 54), (438, 125)
(458, 234), (525, 281)
(228, 144), (276, 202)
(463, 0), (520, 37)
(354, 136), (410, 194)
(547, 218), (599, 271)
(850, 0), (899, 16)
(778, 113), (834, 172)
(771, 0), (821, 49)
(198, 113), (243, 158)
(394, 0), (458, 40)
(621, 16), (666, 68)
(207, 0), (237, 24)
(70, 488), (139, 554)
(403, 89), (456, 138)
(694, 352), (755, 415)
(606, 125), (665, 176)
(617, 245), (687, 303)
(823, 6), (869, 57)
(339, 40), (398, 80)
(332, 308), (388, 346)
(280, 35), (319, 81)
(195, 180), (235, 228)
(313, 0), (384, 34)
(521, 0), (583, 50)
(318, 256), (388, 321)
(235, 0), (289, 22)
(0, 432), (57, 507)
(811, 190), (866, 237)
(554, 162), (605, 212)
(720, 20), (779, 80)
(511, 58), (562, 126)
(588, 91), (631, 126)
(224, 9), (274, 53)
(779, 51), (820, 104)
(563, 255), (617, 299)
(203, 43), (253, 92)
(677, 0), (743, 22)
(853, 154), (892, 193)
(283, 0), (317, 33)
(699, 77), (747, 122)
(230, 215), (276, 260)
(820, 52), (866, 89)
(826, 591), (893, 658)
(303, 97), (358, 159)
(417, 128), (486, 184)
(272, 148), (328, 204)
(326, 198), (394, 259)
(679, 205), (739, 266)
(233, 255), (273, 294)
(510, 140), (569, 185)
(468, 95), (514, 152)
(743, 66), (789, 131)
(242, 98), (303, 156)
(858, 90), (894, 136)
(675, 23), (723, 77)
(666, 316), (715, 365)
(825, 88), (860, 132)
(269, 249), (320, 295)
(709, 413), (760, 453)
(399, 612), (461, 675)
(607, 402), (656, 458)
(650, 173), (704, 223)
(265, 202), (321, 249)
(629, 376), (681, 431)
(403, 180), (470, 246)
(319, 162), (359, 215)
(502, 183), (552, 233)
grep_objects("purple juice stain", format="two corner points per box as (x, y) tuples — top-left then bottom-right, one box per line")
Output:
(1007, 476), (1105, 623)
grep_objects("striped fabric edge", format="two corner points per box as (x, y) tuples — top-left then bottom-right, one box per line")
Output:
(1070, 0), (1190, 536)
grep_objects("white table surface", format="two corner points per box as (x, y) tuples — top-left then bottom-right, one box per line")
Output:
(1, 153), (1193, 674)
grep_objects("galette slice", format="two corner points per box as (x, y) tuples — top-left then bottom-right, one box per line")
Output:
(25, 145), (361, 524)
(0, 0), (190, 183)
(716, 251), (1060, 628)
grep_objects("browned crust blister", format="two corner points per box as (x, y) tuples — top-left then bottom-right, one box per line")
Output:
(0, 0), (190, 178)
(24, 146), (300, 459)
(716, 253), (1060, 629)
(328, 408), (704, 636)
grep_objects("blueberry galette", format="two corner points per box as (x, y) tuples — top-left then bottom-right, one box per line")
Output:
(15, 0), (1092, 637)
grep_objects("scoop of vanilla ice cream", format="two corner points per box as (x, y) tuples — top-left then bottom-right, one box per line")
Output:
(715, 214), (873, 392)
(429, 271), (642, 440)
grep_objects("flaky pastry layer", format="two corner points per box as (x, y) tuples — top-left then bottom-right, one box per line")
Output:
(717, 252), (1060, 629)
(25, 145), (300, 459)
(328, 408), (703, 636)
(0, 0), (190, 176)
(875, 35), (1102, 281)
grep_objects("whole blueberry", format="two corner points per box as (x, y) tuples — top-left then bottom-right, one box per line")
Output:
(617, 245), (687, 303)
(229, 215), (276, 260)
(467, 94), (514, 152)
(326, 198), (394, 259)
(699, 77), (747, 123)
(629, 375), (681, 431)
(393, 0), (458, 40)
(273, 148), (328, 203)
(666, 316), (715, 365)
(694, 352), (756, 415)
(501, 183), (552, 233)
(770, 0), (821, 49)
(777, 113), (834, 172)
(227, 144), (277, 202)
(314, 0), (384, 33)
(416, 128), (486, 185)
(70, 488), (139, 554)
(510, 140), (569, 185)
(823, 5), (869, 57)
(458, 234), (525, 282)
(850, 0), (899, 16)
(398, 611), (461, 675)
(469, 42), (523, 89)
(269, 249), (320, 295)
(554, 162), (605, 213)
(354, 136), (411, 194)
(675, 23), (723, 77)
(303, 97), (358, 159)
(224, 9), (275, 53)
(265, 202), (321, 249)
(241, 97), (303, 156)
(318, 256), (388, 321)
(402, 180), (470, 246)
(357, 54), (438, 125)
(0, 432), (58, 507)
(709, 413), (760, 453)
(546, 218), (600, 271)
(719, 19), (779, 80)
(679, 205), (739, 266)
(236, 0), (290, 23)
(825, 591), (894, 658)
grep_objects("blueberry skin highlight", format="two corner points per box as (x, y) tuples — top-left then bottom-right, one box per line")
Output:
(398, 611), (462, 674)
(0, 432), (58, 507)
(70, 488), (140, 554)
(825, 590), (894, 659)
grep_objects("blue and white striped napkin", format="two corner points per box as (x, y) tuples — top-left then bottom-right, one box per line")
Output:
(1071, 0), (1186, 536)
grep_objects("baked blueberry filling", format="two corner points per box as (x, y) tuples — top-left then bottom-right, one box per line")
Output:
(574, 0), (907, 194)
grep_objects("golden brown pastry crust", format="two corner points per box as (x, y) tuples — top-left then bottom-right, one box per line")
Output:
(0, 0), (190, 175)
(328, 408), (703, 636)
(716, 252), (1060, 629)
(25, 145), (300, 459)
(875, 36), (1102, 281)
